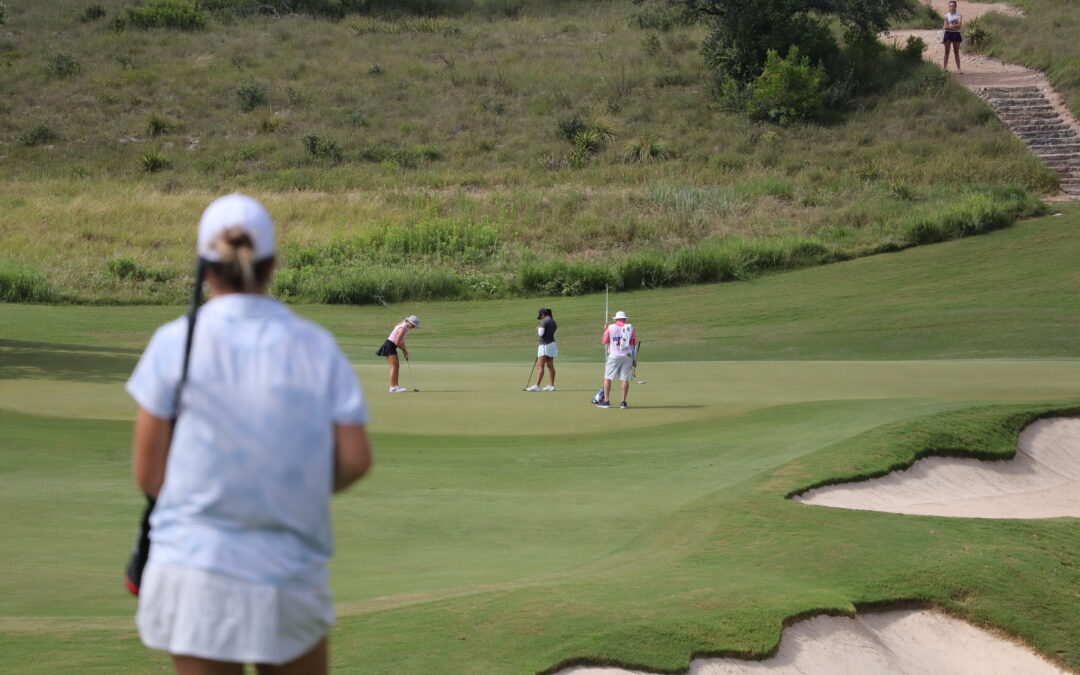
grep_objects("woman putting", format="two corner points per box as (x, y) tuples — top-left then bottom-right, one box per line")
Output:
(127, 194), (373, 674)
(943, 1), (963, 74)
(376, 315), (420, 393)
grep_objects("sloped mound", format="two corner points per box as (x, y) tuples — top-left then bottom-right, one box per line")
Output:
(793, 417), (1080, 518)
(555, 609), (1068, 674)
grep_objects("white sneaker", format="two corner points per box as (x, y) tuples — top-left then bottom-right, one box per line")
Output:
(542, 385), (556, 391)
(525, 385), (540, 392)
(389, 386), (408, 393)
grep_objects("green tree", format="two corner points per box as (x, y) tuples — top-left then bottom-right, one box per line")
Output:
(679, 0), (911, 82)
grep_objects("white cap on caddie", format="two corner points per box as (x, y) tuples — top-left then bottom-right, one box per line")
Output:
(197, 194), (275, 262)
(613, 310), (628, 320)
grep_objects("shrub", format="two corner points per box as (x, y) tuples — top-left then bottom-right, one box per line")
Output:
(45, 52), (82, 79)
(122, 0), (206, 29)
(81, 4), (106, 22)
(901, 35), (927, 61)
(346, 109), (367, 128)
(963, 18), (989, 48)
(0, 2), (6, 25)
(0, 262), (52, 302)
(138, 150), (171, 172)
(746, 47), (825, 125)
(556, 113), (586, 142)
(236, 80), (268, 112)
(368, 63), (384, 76)
(19, 124), (59, 146)
(629, 4), (695, 32)
(619, 252), (671, 289)
(146, 113), (177, 137)
(304, 134), (344, 163)
(642, 33), (661, 56)
(623, 135), (671, 163)
(107, 256), (173, 282)
(258, 114), (288, 133)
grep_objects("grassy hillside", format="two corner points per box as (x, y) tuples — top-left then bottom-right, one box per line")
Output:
(0, 0), (1057, 304)
(2, 211), (1079, 673)
(975, 0), (1080, 118)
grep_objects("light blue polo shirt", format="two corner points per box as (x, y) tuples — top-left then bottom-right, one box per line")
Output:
(126, 294), (368, 588)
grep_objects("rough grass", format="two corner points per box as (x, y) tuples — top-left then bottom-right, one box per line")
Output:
(975, 0), (1080, 118)
(0, 0), (1059, 304)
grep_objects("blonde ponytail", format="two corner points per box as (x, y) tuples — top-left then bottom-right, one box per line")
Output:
(211, 226), (259, 292)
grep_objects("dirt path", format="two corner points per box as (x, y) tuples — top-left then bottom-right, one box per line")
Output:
(883, 1), (1080, 199)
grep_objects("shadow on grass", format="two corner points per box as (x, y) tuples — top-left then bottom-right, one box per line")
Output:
(0, 339), (138, 383)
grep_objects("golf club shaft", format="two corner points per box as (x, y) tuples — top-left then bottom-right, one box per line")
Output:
(404, 354), (417, 391)
(524, 355), (537, 390)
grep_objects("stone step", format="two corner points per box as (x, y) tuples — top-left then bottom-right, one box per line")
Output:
(1022, 138), (1079, 149)
(1031, 147), (1080, 157)
(989, 98), (1049, 107)
(981, 85), (1041, 94)
(998, 111), (1061, 121)
(1019, 133), (1080, 143)
(992, 104), (1054, 114)
(1008, 122), (1073, 133)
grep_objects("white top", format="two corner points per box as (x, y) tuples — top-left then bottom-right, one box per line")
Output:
(945, 12), (960, 28)
(126, 294), (368, 588)
(603, 322), (637, 359)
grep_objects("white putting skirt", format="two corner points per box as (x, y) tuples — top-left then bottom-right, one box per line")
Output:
(137, 562), (333, 665)
(537, 342), (558, 358)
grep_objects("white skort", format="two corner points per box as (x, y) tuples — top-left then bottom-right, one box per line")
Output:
(537, 342), (558, 358)
(604, 356), (633, 381)
(137, 562), (333, 665)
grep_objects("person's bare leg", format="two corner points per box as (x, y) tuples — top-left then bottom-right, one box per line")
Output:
(953, 42), (961, 71)
(620, 379), (630, 404)
(257, 638), (328, 675)
(388, 354), (400, 388)
(603, 378), (612, 403)
(943, 42), (950, 69)
(547, 358), (556, 387)
(172, 655), (243, 675)
(535, 357), (545, 387)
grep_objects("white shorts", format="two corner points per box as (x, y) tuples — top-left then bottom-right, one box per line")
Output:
(605, 356), (633, 381)
(537, 343), (558, 358)
(137, 562), (333, 665)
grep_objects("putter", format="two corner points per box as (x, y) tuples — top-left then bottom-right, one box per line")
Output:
(634, 341), (645, 384)
(522, 356), (537, 391)
(125, 258), (206, 596)
(404, 354), (419, 392)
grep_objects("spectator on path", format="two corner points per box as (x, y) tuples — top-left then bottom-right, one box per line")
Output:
(943, 1), (963, 73)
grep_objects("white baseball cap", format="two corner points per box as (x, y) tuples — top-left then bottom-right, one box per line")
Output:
(406, 315), (420, 328)
(612, 311), (628, 320)
(197, 194), (275, 262)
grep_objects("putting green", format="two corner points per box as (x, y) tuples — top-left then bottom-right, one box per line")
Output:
(2, 212), (1079, 673)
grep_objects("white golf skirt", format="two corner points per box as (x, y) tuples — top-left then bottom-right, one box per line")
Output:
(537, 342), (558, 358)
(137, 562), (333, 665)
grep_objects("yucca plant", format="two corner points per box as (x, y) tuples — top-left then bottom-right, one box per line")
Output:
(138, 150), (171, 173)
(623, 135), (672, 163)
(146, 113), (176, 137)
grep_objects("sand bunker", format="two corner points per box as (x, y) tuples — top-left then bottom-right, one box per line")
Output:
(793, 417), (1080, 518)
(555, 609), (1069, 675)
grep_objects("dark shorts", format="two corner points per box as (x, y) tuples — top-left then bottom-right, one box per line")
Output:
(375, 339), (398, 357)
(943, 30), (962, 43)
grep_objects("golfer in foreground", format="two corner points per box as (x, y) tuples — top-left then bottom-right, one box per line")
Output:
(376, 315), (420, 393)
(598, 310), (638, 409)
(525, 307), (557, 391)
(126, 194), (373, 674)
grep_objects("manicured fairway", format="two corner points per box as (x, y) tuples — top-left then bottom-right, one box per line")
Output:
(1, 209), (1079, 673)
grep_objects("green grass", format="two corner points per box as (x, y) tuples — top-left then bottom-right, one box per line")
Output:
(2, 209), (1079, 672)
(976, 0), (1080, 118)
(0, 0), (1060, 303)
